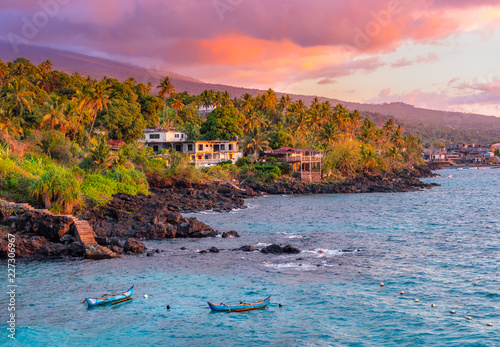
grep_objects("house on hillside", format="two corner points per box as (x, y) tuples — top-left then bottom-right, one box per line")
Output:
(265, 147), (324, 183)
(140, 127), (241, 167)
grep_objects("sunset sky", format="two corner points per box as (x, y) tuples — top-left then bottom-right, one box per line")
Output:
(1, 0), (500, 116)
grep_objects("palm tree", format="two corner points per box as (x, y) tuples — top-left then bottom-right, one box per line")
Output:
(310, 97), (320, 110)
(240, 93), (254, 114)
(0, 77), (34, 118)
(157, 76), (175, 100)
(71, 81), (93, 153)
(213, 91), (223, 107)
(200, 90), (214, 108)
(157, 76), (175, 124)
(0, 108), (22, 137)
(220, 91), (233, 107)
(318, 121), (339, 147)
(170, 93), (185, 122)
(383, 118), (397, 134)
(87, 136), (117, 170)
(242, 127), (271, 158)
(0, 62), (9, 86)
(360, 144), (379, 175)
(243, 110), (263, 133)
(85, 82), (110, 148)
(40, 94), (68, 131)
(384, 145), (402, 178)
(278, 95), (292, 113)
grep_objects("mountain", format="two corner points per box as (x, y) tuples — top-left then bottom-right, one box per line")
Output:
(1, 42), (499, 143)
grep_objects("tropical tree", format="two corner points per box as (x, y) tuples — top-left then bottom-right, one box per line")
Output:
(170, 93), (185, 121)
(157, 76), (175, 124)
(199, 89), (214, 108)
(384, 145), (402, 178)
(0, 77), (34, 118)
(85, 82), (110, 148)
(40, 94), (68, 131)
(318, 121), (339, 147)
(87, 136), (118, 170)
(242, 127), (271, 158)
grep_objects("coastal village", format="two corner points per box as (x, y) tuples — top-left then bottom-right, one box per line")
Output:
(423, 143), (500, 167)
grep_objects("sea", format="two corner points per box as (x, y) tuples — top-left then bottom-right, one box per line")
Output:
(1, 168), (499, 346)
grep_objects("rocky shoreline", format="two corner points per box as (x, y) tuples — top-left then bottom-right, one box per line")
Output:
(0, 165), (438, 260)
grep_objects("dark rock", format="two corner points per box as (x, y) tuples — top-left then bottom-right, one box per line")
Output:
(208, 247), (219, 253)
(84, 244), (120, 259)
(283, 245), (301, 254)
(60, 233), (75, 244)
(238, 245), (255, 252)
(155, 249), (160, 253)
(165, 211), (182, 224)
(109, 237), (122, 248)
(180, 247), (187, 250)
(198, 250), (208, 254)
(37, 242), (69, 258)
(261, 244), (283, 254)
(68, 242), (85, 257)
(146, 251), (155, 257)
(95, 236), (109, 246)
(123, 238), (146, 253)
(222, 230), (240, 238)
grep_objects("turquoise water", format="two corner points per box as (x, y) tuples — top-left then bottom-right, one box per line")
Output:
(1, 168), (499, 346)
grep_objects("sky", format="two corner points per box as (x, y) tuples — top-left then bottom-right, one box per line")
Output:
(1, 0), (500, 116)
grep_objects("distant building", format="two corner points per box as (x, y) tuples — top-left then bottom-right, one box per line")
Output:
(196, 106), (216, 118)
(140, 127), (241, 167)
(265, 147), (324, 183)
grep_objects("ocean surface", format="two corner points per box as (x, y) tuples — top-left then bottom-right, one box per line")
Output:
(1, 168), (499, 346)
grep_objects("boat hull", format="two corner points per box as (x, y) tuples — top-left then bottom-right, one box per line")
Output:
(85, 285), (134, 307)
(208, 296), (271, 312)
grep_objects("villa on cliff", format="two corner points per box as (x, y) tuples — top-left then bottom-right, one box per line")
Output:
(140, 127), (242, 167)
(265, 147), (324, 183)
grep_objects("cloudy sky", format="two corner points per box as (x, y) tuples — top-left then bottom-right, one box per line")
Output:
(1, 0), (500, 116)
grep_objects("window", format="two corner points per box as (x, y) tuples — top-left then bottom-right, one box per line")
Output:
(221, 144), (225, 151)
(198, 144), (203, 151)
(188, 144), (193, 151)
(228, 144), (233, 151)
(175, 134), (179, 138)
(153, 145), (158, 152)
(150, 134), (160, 139)
(206, 144), (209, 148)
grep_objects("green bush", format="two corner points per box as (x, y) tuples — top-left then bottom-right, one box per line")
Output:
(30, 165), (82, 213)
(40, 130), (72, 162)
(278, 162), (293, 175)
(235, 156), (251, 167)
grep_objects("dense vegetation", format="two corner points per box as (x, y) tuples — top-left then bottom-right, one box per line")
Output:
(0, 58), (429, 212)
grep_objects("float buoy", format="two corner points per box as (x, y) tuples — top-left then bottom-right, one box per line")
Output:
(144, 294), (148, 299)
(358, 271), (361, 273)
(466, 317), (472, 321)
(166, 305), (171, 310)
(279, 303), (283, 307)
(415, 299), (419, 303)
(450, 310), (456, 314)
(487, 323), (492, 327)
(380, 283), (385, 287)
(400, 291), (405, 295)
(431, 304), (436, 308)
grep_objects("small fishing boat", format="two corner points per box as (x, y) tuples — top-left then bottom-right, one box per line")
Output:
(207, 296), (271, 312)
(84, 285), (134, 307)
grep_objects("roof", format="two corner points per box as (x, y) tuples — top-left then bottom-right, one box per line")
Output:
(143, 127), (183, 133)
(492, 143), (500, 147)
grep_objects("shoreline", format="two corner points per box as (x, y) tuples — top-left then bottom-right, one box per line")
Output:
(0, 165), (439, 261)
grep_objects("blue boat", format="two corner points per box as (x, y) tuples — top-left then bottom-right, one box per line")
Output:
(84, 285), (134, 307)
(208, 296), (271, 312)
